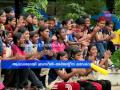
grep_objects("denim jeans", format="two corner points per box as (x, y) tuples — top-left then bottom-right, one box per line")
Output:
(96, 41), (107, 58)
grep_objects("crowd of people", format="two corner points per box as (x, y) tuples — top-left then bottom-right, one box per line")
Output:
(0, 7), (117, 90)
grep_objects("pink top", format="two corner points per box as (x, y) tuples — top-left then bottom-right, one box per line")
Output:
(0, 82), (4, 90)
(51, 41), (66, 53)
(11, 44), (26, 56)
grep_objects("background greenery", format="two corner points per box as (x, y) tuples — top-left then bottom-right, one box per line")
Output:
(111, 49), (120, 68)
(24, 0), (107, 20)
(24, 0), (48, 19)
(115, 0), (120, 18)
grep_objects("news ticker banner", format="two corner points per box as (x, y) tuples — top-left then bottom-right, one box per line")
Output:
(0, 60), (109, 75)
(0, 60), (91, 69)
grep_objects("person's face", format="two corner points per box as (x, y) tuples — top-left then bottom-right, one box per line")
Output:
(49, 20), (55, 29)
(74, 29), (83, 39)
(67, 21), (72, 30)
(18, 16), (26, 27)
(60, 54), (68, 61)
(23, 31), (30, 41)
(76, 24), (85, 31)
(89, 46), (98, 56)
(85, 18), (90, 27)
(59, 29), (66, 40)
(0, 12), (6, 24)
(75, 52), (83, 60)
(5, 33), (13, 43)
(26, 15), (32, 24)
(9, 10), (15, 17)
(41, 29), (50, 40)
(98, 20), (106, 29)
(32, 16), (38, 25)
(9, 18), (16, 27)
(44, 21), (49, 27)
(32, 34), (39, 43)
(18, 34), (25, 46)
(106, 24), (113, 31)
(39, 20), (45, 26)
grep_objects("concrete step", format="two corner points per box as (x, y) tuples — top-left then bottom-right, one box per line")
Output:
(98, 69), (120, 86)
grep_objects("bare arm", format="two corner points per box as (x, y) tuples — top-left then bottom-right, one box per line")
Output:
(56, 69), (76, 80)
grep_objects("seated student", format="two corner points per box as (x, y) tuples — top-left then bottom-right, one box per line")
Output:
(4, 7), (15, 17)
(3, 32), (44, 90)
(2, 31), (13, 59)
(45, 51), (79, 90)
(5, 16), (16, 35)
(104, 21), (115, 54)
(31, 14), (39, 32)
(30, 31), (39, 55)
(95, 17), (108, 59)
(18, 27), (33, 54)
(84, 44), (111, 90)
(62, 19), (73, 35)
(70, 48), (99, 90)
(52, 28), (67, 54)
(35, 26), (54, 87)
(13, 13), (26, 34)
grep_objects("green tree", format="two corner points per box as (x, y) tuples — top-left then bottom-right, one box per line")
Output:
(64, 3), (86, 20)
(111, 49), (120, 68)
(84, 0), (106, 15)
(52, 0), (86, 20)
(115, 0), (120, 18)
(24, 0), (48, 18)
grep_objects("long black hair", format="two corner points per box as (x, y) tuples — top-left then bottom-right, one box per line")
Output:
(0, 9), (5, 16)
(85, 44), (97, 59)
(13, 32), (23, 44)
(56, 51), (67, 60)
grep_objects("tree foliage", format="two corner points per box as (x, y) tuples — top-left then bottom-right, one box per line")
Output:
(24, 0), (48, 19)
(84, 0), (106, 15)
(111, 49), (120, 68)
(115, 0), (120, 18)
(52, 0), (106, 20)
(64, 3), (86, 20)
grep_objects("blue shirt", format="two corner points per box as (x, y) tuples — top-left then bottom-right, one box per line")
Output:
(37, 38), (52, 60)
(67, 34), (75, 42)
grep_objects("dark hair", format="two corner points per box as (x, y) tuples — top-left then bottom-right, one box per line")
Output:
(106, 21), (113, 26)
(57, 51), (67, 60)
(0, 9), (5, 16)
(22, 12), (31, 20)
(82, 15), (90, 20)
(30, 31), (38, 38)
(38, 26), (48, 33)
(48, 16), (55, 22)
(62, 19), (70, 26)
(31, 13), (36, 18)
(18, 27), (28, 34)
(75, 18), (85, 25)
(88, 44), (96, 52)
(86, 44), (97, 58)
(4, 7), (14, 13)
(64, 46), (74, 59)
(5, 30), (12, 36)
(6, 15), (15, 24)
(7, 16), (15, 21)
(13, 32), (23, 44)
(55, 28), (64, 38)
(71, 48), (81, 57)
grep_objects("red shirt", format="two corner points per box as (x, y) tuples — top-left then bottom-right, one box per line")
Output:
(11, 44), (26, 56)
